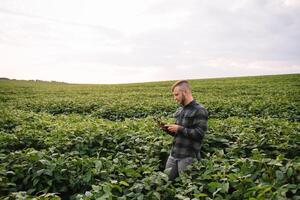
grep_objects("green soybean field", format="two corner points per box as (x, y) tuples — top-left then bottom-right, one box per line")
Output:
(0, 74), (299, 200)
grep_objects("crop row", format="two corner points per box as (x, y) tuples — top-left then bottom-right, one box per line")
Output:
(0, 74), (299, 122)
(1, 96), (298, 123)
(1, 107), (299, 199)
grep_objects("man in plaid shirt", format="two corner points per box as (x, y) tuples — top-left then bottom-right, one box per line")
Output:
(165, 80), (208, 180)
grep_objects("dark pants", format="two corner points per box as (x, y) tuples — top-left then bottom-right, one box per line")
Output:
(165, 155), (193, 181)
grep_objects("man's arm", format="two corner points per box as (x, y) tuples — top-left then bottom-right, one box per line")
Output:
(168, 108), (208, 140)
(155, 118), (176, 137)
(161, 125), (176, 137)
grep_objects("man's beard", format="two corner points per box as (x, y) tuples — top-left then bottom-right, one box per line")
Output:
(180, 95), (185, 106)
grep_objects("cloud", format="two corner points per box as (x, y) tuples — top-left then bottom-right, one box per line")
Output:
(0, 0), (299, 83)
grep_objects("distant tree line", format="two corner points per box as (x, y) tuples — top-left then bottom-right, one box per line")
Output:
(0, 77), (67, 84)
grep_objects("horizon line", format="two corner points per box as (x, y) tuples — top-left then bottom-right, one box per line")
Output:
(1, 72), (299, 85)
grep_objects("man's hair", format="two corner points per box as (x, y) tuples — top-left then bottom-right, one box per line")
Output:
(171, 80), (191, 92)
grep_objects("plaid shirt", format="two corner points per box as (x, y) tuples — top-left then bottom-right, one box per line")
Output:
(170, 100), (208, 159)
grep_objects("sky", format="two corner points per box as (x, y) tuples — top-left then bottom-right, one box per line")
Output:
(0, 0), (300, 84)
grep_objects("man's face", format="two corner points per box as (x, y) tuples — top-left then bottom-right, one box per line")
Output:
(173, 86), (185, 105)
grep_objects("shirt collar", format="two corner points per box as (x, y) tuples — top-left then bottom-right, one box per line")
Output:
(183, 100), (195, 108)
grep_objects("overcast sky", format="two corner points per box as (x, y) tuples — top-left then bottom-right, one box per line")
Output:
(0, 0), (299, 84)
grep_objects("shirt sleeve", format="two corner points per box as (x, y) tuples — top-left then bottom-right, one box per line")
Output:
(176, 108), (208, 140)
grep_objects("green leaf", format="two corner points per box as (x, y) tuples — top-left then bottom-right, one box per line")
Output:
(137, 194), (144, 200)
(36, 169), (45, 176)
(208, 181), (220, 193)
(287, 168), (293, 177)
(7, 183), (16, 187)
(276, 170), (284, 181)
(47, 180), (53, 186)
(39, 159), (50, 165)
(175, 194), (189, 200)
(163, 167), (172, 177)
(6, 171), (15, 175)
(95, 160), (102, 172)
(153, 192), (160, 200)
(83, 171), (92, 183)
(221, 182), (229, 193)
(33, 178), (39, 186)
(23, 176), (30, 185)
(213, 188), (222, 197)
(120, 181), (129, 187)
(92, 185), (100, 192)
(103, 184), (111, 193)
(112, 184), (123, 193)
(27, 188), (36, 194)
(44, 170), (53, 176)
(194, 193), (208, 197)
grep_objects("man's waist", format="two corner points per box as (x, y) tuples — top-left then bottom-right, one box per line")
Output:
(171, 149), (198, 158)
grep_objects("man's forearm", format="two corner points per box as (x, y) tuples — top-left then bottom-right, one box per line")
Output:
(177, 125), (206, 140)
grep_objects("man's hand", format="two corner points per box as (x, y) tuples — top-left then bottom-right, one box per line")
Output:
(165, 124), (181, 133)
